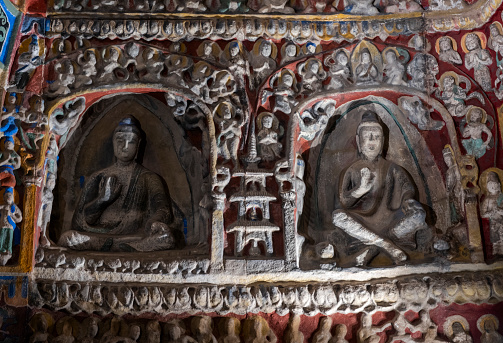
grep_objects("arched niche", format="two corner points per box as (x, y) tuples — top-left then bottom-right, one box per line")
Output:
(50, 93), (210, 251)
(301, 95), (449, 256)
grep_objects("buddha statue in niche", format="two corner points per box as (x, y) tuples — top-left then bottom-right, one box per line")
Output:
(332, 110), (430, 266)
(59, 116), (179, 251)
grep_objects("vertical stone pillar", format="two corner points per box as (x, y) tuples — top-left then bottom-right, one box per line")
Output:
(281, 191), (298, 271)
(211, 193), (226, 271)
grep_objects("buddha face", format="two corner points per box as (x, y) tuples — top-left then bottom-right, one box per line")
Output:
(113, 131), (140, 163)
(440, 38), (452, 51)
(358, 126), (383, 161)
(465, 34), (480, 51)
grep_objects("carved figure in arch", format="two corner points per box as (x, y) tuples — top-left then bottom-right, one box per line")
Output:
(221, 42), (252, 90)
(354, 48), (379, 85)
(343, 0), (379, 15)
(298, 100), (336, 141)
(191, 62), (214, 98)
(357, 313), (391, 343)
(197, 41), (221, 64)
(298, 58), (327, 95)
(437, 37), (462, 65)
(284, 315), (304, 343)
(251, 40), (277, 89)
(191, 316), (217, 343)
(142, 48), (164, 83)
(444, 317), (473, 343)
(382, 48), (408, 86)
(38, 173), (56, 247)
(165, 43), (193, 87)
(331, 324), (349, 343)
(242, 316), (277, 343)
(494, 65), (503, 100)
(399, 96), (444, 131)
(480, 171), (503, 256)
(257, 112), (283, 162)
(123, 43), (140, 71)
(435, 73), (485, 118)
(20, 95), (48, 152)
(281, 43), (299, 66)
(99, 47), (124, 83)
(59, 116), (180, 252)
(215, 102), (245, 168)
(460, 107), (492, 159)
(384, 0), (422, 13)
(13, 35), (44, 90)
(75, 49), (98, 89)
(207, 71), (237, 104)
(261, 69), (299, 114)
(489, 23), (503, 58)
(0, 188), (22, 265)
(442, 147), (465, 225)
(332, 111), (430, 266)
(218, 318), (241, 343)
(324, 49), (351, 90)
(463, 33), (493, 92)
(49, 59), (76, 96)
(311, 317), (332, 343)
(407, 53), (438, 94)
(478, 314), (503, 343)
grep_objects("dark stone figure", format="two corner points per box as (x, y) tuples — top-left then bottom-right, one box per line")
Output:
(59, 116), (179, 251)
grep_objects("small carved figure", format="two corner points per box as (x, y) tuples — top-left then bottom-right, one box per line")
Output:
(80, 317), (99, 343)
(198, 41), (220, 64)
(449, 322), (473, 343)
(0, 137), (21, 188)
(464, 33), (493, 92)
(443, 148), (465, 225)
(302, 42), (319, 56)
(2, 93), (22, 120)
(53, 320), (74, 343)
(461, 107), (492, 159)
(252, 0), (295, 12)
(100, 317), (121, 343)
(284, 315), (304, 343)
(38, 173), (56, 247)
(99, 47), (124, 83)
(437, 37), (462, 65)
(13, 36), (44, 90)
(261, 69), (299, 114)
(257, 112), (282, 162)
(251, 40), (277, 89)
(60, 116), (179, 251)
(21, 95), (48, 151)
(75, 49), (98, 88)
(303, 0), (337, 12)
(142, 48), (164, 83)
(324, 50), (351, 90)
(123, 325), (141, 343)
(332, 111), (430, 266)
(165, 43), (193, 87)
(330, 325), (349, 343)
(355, 48), (378, 85)
(383, 48), (408, 86)
(494, 65), (503, 100)
(298, 58), (327, 95)
(0, 188), (22, 265)
(311, 317), (332, 343)
(298, 101), (335, 141)
(220, 0), (249, 12)
(384, 0), (422, 12)
(281, 43), (299, 65)
(215, 102), (245, 167)
(29, 314), (50, 343)
(221, 42), (252, 90)
(489, 23), (503, 58)
(176, 0), (207, 11)
(407, 53), (439, 94)
(191, 316), (217, 343)
(146, 321), (162, 343)
(481, 172), (503, 256)
(399, 96), (444, 131)
(242, 316), (277, 343)
(218, 318), (241, 343)
(344, 0), (379, 15)
(478, 315), (503, 343)
(357, 313), (390, 343)
(435, 73), (484, 118)
(164, 320), (197, 343)
(207, 71), (237, 104)
(49, 59), (76, 96)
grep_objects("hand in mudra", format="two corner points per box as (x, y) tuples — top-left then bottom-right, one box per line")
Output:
(98, 176), (122, 203)
(358, 167), (374, 194)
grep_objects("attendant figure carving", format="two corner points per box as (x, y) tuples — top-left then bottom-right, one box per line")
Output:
(261, 69), (299, 114)
(13, 36), (44, 90)
(298, 58), (327, 95)
(284, 315), (303, 343)
(75, 49), (97, 89)
(191, 316), (217, 343)
(0, 137), (20, 189)
(384, 0), (422, 13)
(332, 111), (430, 266)
(38, 173), (56, 247)
(478, 315), (503, 343)
(219, 0), (250, 12)
(460, 107), (492, 159)
(344, 0), (379, 14)
(464, 33), (493, 92)
(197, 41), (220, 64)
(221, 42), (251, 90)
(257, 112), (282, 162)
(489, 23), (503, 58)
(383, 49), (408, 86)
(281, 43), (299, 66)
(49, 59), (76, 96)
(355, 49), (378, 85)
(448, 321), (473, 343)
(254, 0), (295, 13)
(80, 317), (99, 343)
(407, 53), (438, 94)
(435, 74), (484, 118)
(399, 96), (444, 131)
(324, 50), (351, 90)
(215, 102), (245, 167)
(251, 41), (277, 89)
(99, 47), (124, 83)
(165, 43), (193, 87)
(480, 172), (503, 256)
(59, 116), (180, 251)
(330, 325), (349, 343)
(218, 318), (241, 343)
(142, 48), (164, 83)
(0, 188), (22, 265)
(437, 37), (462, 65)
(243, 317), (277, 343)
(357, 313), (390, 343)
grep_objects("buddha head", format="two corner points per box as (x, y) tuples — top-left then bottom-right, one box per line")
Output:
(113, 117), (143, 164)
(360, 48), (372, 64)
(356, 111), (384, 161)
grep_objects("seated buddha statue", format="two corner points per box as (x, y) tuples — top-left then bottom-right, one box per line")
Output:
(59, 116), (180, 252)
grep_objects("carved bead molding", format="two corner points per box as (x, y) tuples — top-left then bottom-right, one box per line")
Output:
(31, 270), (503, 316)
